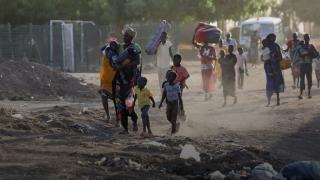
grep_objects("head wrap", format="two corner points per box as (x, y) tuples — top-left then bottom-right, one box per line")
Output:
(122, 26), (137, 38)
(266, 33), (276, 43)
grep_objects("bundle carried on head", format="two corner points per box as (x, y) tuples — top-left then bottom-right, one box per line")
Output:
(145, 20), (171, 55)
(193, 22), (222, 44)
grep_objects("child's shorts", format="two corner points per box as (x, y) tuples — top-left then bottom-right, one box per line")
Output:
(141, 105), (150, 117)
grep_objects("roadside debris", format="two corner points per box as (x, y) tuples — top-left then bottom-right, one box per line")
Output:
(252, 163), (278, 180)
(142, 141), (167, 148)
(209, 171), (225, 180)
(180, 144), (201, 162)
(11, 114), (24, 119)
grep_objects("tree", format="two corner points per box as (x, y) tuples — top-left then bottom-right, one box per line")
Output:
(275, 0), (320, 25)
(0, 0), (273, 25)
(0, 0), (58, 24)
(212, 0), (270, 21)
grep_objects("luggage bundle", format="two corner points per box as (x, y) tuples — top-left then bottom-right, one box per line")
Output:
(194, 22), (222, 44)
(145, 20), (171, 55)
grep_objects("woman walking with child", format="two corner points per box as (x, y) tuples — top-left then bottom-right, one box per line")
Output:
(262, 34), (285, 106)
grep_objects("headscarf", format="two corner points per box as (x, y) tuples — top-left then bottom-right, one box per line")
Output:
(266, 33), (276, 43)
(122, 26), (137, 38)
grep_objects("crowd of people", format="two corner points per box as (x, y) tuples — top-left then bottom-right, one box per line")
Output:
(285, 33), (319, 99)
(99, 26), (319, 136)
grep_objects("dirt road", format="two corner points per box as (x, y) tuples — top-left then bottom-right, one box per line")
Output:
(1, 62), (320, 179)
(71, 62), (320, 160)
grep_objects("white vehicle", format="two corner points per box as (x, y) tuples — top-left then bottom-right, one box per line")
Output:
(239, 17), (284, 49)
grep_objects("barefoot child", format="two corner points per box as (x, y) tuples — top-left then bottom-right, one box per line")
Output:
(134, 77), (156, 136)
(159, 70), (184, 135)
(219, 45), (237, 107)
(237, 47), (248, 89)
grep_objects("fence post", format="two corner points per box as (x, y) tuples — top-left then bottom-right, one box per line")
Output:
(29, 23), (33, 61)
(49, 21), (53, 66)
(80, 21), (86, 71)
(7, 23), (14, 59)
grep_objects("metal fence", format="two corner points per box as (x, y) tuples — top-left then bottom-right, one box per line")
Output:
(0, 21), (197, 72)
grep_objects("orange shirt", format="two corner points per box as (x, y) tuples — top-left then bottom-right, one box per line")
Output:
(172, 65), (189, 86)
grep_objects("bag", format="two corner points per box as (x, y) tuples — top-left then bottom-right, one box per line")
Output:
(292, 66), (300, 77)
(145, 20), (171, 55)
(194, 22), (221, 44)
(125, 92), (135, 113)
(280, 57), (291, 70)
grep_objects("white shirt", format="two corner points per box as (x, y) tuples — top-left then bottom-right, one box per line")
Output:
(237, 54), (247, 69)
(261, 47), (271, 61)
(224, 38), (238, 49)
(157, 40), (173, 69)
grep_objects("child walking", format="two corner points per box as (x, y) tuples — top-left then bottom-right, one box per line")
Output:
(237, 47), (248, 89)
(171, 54), (189, 121)
(134, 77), (156, 136)
(171, 54), (190, 92)
(159, 70), (184, 135)
(219, 45), (238, 107)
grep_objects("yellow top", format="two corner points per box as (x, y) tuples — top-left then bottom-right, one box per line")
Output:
(100, 55), (116, 94)
(135, 87), (153, 108)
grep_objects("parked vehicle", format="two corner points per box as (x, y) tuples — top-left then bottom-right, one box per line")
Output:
(239, 17), (284, 49)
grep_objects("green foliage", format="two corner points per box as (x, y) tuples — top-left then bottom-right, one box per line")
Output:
(0, 0), (56, 24)
(212, 0), (270, 20)
(0, 0), (272, 25)
(277, 0), (320, 25)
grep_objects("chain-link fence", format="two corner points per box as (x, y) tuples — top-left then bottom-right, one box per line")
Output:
(0, 24), (14, 60)
(0, 21), (197, 72)
(0, 24), (50, 64)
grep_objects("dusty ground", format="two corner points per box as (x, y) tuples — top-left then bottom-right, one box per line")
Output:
(1, 61), (320, 179)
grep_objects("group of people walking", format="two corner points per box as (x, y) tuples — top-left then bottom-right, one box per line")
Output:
(100, 28), (189, 135)
(100, 25), (319, 136)
(261, 32), (320, 106)
(285, 33), (319, 99)
(192, 32), (248, 106)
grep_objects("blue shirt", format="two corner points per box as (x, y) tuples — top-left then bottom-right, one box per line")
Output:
(163, 82), (181, 102)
